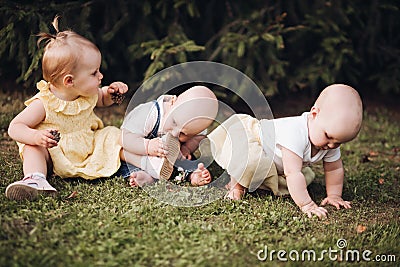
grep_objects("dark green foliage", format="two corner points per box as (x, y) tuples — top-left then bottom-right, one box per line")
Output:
(281, 0), (400, 94)
(1, 0), (399, 95)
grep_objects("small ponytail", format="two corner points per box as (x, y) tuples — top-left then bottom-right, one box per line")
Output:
(51, 15), (60, 33)
(37, 15), (64, 48)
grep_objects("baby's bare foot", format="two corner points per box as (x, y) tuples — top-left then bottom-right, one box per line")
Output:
(129, 171), (155, 187)
(224, 181), (246, 200)
(190, 163), (211, 186)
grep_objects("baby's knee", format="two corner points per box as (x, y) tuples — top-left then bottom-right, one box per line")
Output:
(23, 145), (50, 161)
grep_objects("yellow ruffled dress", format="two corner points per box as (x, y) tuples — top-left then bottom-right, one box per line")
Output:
(17, 80), (121, 180)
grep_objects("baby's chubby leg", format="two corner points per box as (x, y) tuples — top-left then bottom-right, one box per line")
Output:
(121, 149), (175, 180)
(22, 145), (51, 176)
(120, 149), (142, 167)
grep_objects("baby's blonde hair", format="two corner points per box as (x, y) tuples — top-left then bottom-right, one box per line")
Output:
(37, 16), (99, 87)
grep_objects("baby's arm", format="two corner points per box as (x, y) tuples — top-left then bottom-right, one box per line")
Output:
(320, 159), (351, 209)
(281, 147), (328, 218)
(121, 130), (147, 155)
(8, 99), (58, 148)
(122, 130), (168, 157)
(97, 82), (128, 107)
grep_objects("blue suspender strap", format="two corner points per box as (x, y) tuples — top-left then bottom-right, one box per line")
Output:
(145, 100), (161, 139)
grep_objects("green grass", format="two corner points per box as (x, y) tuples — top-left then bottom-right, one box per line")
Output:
(0, 93), (399, 267)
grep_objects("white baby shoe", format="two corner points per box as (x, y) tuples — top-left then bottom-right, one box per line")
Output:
(5, 173), (57, 201)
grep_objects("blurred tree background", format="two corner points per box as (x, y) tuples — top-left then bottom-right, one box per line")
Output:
(0, 0), (399, 97)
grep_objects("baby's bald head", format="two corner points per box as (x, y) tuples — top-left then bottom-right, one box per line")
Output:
(166, 86), (218, 139)
(314, 84), (363, 142)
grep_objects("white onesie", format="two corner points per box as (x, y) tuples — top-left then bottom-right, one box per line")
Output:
(260, 112), (341, 174)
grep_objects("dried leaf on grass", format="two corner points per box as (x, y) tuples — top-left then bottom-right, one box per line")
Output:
(66, 191), (78, 199)
(368, 151), (379, 157)
(356, 224), (367, 233)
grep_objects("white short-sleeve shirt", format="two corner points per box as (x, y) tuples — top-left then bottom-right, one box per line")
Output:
(121, 95), (166, 137)
(260, 112), (341, 174)
(121, 95), (208, 137)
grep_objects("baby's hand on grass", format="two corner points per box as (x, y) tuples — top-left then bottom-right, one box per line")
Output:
(34, 129), (59, 148)
(147, 138), (168, 157)
(190, 163), (211, 186)
(300, 201), (328, 219)
(321, 195), (351, 210)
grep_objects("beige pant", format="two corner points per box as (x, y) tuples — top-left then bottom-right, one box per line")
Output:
(258, 166), (315, 196)
(207, 114), (315, 196)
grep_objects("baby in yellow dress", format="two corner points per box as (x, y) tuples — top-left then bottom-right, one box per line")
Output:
(5, 16), (128, 201)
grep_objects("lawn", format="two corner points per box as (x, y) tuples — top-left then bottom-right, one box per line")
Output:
(0, 91), (399, 267)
